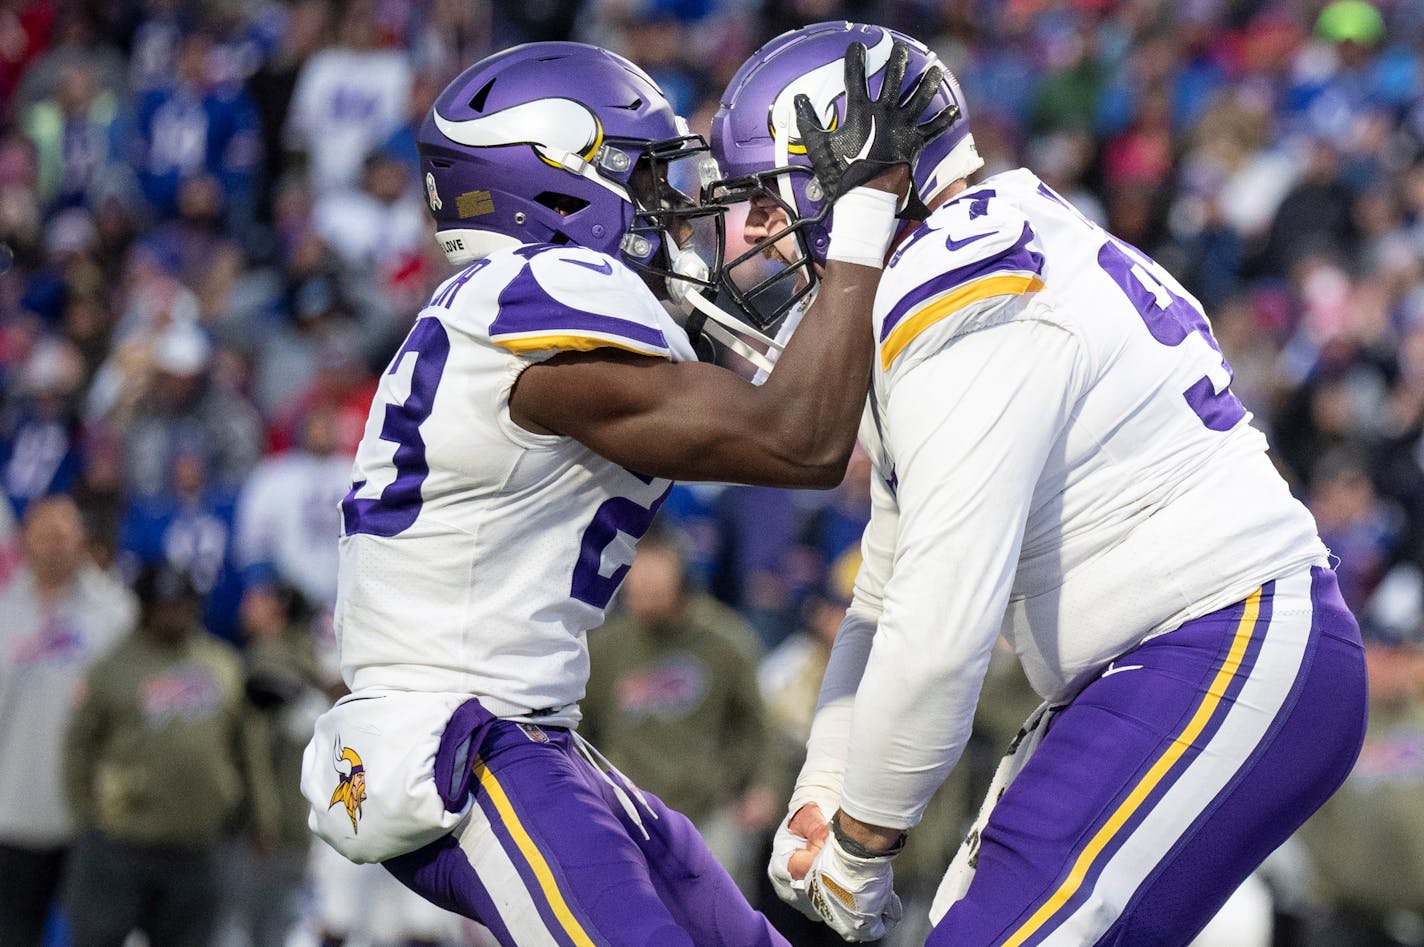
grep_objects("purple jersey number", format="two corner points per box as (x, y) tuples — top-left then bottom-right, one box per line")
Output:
(1097, 239), (1247, 432)
(571, 484), (672, 609)
(341, 318), (451, 538)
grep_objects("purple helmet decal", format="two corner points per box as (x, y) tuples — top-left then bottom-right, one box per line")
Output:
(707, 22), (980, 326)
(417, 42), (720, 281)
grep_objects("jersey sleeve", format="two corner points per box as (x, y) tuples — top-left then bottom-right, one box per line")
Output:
(487, 246), (695, 362)
(837, 318), (1086, 830)
(793, 462), (899, 802)
(875, 192), (1047, 383)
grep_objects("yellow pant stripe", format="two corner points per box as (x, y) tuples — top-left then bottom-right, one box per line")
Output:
(473, 756), (598, 947)
(1000, 588), (1263, 947)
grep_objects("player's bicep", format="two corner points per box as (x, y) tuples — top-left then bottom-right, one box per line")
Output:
(884, 320), (1083, 623)
(510, 349), (790, 483)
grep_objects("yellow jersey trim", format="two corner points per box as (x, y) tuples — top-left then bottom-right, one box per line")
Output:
(493, 334), (662, 357)
(1000, 588), (1263, 947)
(879, 274), (1045, 371)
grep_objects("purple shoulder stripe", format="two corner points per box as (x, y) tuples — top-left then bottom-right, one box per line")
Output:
(880, 222), (1044, 342)
(490, 259), (668, 351)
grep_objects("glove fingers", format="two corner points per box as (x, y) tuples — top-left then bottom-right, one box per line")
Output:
(793, 93), (827, 140)
(879, 41), (910, 106)
(918, 100), (962, 141)
(902, 65), (946, 121)
(842, 41), (870, 107)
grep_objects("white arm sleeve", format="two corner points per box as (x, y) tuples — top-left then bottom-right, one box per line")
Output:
(838, 318), (1086, 829)
(792, 458), (900, 805)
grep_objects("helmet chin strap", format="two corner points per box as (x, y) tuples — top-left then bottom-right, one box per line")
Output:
(664, 239), (782, 376)
(687, 292), (779, 377)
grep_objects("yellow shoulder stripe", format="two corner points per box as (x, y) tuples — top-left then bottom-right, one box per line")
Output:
(880, 274), (1045, 371)
(494, 334), (662, 357)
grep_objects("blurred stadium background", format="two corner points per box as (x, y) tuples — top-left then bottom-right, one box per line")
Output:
(1, 0), (1423, 944)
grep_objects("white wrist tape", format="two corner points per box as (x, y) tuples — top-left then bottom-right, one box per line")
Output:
(826, 187), (901, 269)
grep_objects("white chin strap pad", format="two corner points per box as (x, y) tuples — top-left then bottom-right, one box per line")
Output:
(682, 291), (780, 377)
(663, 241), (781, 377)
(664, 239), (710, 311)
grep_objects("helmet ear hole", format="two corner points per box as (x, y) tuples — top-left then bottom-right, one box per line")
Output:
(534, 193), (591, 216)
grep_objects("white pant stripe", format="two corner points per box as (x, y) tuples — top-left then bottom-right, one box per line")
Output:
(1040, 568), (1313, 945)
(456, 800), (564, 947)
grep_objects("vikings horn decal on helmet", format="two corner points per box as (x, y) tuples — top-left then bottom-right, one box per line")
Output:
(707, 22), (981, 329)
(416, 42), (726, 317)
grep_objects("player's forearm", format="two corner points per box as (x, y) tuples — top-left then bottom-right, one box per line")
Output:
(794, 608), (878, 802)
(747, 180), (906, 485)
(838, 625), (989, 829)
(752, 260), (880, 486)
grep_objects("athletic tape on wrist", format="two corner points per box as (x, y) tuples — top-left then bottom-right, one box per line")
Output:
(831, 810), (907, 860)
(826, 187), (901, 268)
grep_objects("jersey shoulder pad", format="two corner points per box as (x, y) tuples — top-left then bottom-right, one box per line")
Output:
(876, 187), (1046, 375)
(487, 244), (677, 360)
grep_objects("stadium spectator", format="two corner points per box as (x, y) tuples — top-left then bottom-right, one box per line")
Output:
(119, 441), (243, 642)
(284, 0), (412, 195)
(62, 562), (276, 947)
(11, 7), (126, 120)
(20, 61), (125, 211)
(133, 27), (262, 230)
(0, 334), (85, 515)
(312, 146), (431, 311)
(233, 401), (349, 610)
(0, 495), (135, 944)
(91, 317), (264, 500)
(1297, 632), (1424, 946)
(217, 582), (327, 947)
(584, 527), (784, 894)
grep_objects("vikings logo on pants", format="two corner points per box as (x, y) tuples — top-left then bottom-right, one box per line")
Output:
(330, 738), (368, 833)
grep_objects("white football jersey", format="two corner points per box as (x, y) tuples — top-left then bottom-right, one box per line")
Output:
(831, 169), (1328, 828)
(334, 244), (696, 723)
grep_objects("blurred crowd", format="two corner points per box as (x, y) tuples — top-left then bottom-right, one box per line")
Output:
(1, 0), (1424, 944)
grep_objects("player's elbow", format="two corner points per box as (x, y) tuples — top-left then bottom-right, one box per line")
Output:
(761, 438), (853, 489)
(799, 455), (852, 489)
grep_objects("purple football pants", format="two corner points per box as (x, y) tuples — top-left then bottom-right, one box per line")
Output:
(930, 565), (1367, 947)
(383, 716), (789, 947)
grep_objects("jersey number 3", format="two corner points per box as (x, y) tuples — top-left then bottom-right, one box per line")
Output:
(342, 318), (450, 538)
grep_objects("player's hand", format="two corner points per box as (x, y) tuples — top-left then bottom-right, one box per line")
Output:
(768, 800), (833, 920)
(794, 40), (960, 213)
(802, 823), (903, 942)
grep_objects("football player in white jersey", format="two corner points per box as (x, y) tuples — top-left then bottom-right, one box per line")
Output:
(298, 40), (957, 946)
(710, 22), (1369, 946)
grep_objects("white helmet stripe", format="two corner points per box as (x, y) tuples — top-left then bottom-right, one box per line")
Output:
(434, 99), (600, 157)
(769, 29), (895, 153)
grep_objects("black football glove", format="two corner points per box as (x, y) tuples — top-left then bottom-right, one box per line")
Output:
(794, 40), (961, 219)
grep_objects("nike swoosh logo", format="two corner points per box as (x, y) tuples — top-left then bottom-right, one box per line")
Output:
(944, 231), (994, 251)
(1101, 662), (1144, 678)
(563, 257), (613, 275)
(852, 117), (876, 164)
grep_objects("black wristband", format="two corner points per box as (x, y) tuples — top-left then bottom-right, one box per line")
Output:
(831, 811), (907, 860)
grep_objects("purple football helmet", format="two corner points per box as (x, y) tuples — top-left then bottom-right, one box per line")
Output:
(417, 42), (721, 300)
(709, 22), (982, 327)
